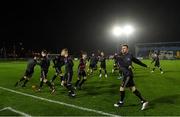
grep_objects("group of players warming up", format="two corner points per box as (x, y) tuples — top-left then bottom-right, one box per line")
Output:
(15, 44), (163, 110)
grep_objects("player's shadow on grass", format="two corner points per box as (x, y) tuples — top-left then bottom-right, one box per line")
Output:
(150, 94), (180, 109)
(83, 84), (119, 96)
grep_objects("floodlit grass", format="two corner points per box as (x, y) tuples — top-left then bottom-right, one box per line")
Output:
(0, 60), (180, 116)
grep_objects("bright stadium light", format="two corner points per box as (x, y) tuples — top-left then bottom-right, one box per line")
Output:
(112, 26), (123, 37)
(123, 25), (134, 36)
(111, 24), (135, 52)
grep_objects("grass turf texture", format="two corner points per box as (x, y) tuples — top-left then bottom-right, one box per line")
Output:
(0, 60), (180, 116)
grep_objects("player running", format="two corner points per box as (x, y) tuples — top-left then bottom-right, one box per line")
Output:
(75, 52), (87, 90)
(112, 53), (123, 79)
(38, 50), (55, 94)
(15, 56), (38, 87)
(50, 54), (65, 85)
(61, 48), (76, 97)
(151, 52), (164, 74)
(99, 51), (108, 78)
(88, 53), (98, 75)
(114, 44), (149, 110)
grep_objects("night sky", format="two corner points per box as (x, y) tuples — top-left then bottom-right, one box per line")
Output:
(1, 0), (180, 54)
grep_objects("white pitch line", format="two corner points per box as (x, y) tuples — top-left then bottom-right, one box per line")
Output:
(0, 107), (31, 117)
(0, 86), (120, 117)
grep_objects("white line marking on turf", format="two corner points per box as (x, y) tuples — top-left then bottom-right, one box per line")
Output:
(0, 86), (120, 117)
(0, 107), (31, 117)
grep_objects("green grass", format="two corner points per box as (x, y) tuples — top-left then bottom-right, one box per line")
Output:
(0, 60), (180, 116)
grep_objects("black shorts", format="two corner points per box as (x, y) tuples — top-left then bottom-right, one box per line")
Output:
(154, 63), (160, 67)
(78, 70), (86, 78)
(24, 70), (34, 78)
(41, 70), (48, 79)
(121, 76), (135, 87)
(100, 64), (106, 69)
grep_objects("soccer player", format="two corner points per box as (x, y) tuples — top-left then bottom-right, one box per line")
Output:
(61, 48), (76, 97)
(112, 53), (123, 79)
(75, 52), (87, 89)
(151, 52), (163, 74)
(38, 50), (55, 94)
(114, 44), (149, 110)
(15, 56), (38, 87)
(50, 54), (65, 85)
(88, 53), (98, 75)
(99, 51), (108, 78)
(112, 53), (119, 73)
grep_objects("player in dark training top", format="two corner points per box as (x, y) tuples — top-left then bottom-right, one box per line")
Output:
(50, 54), (65, 85)
(61, 48), (76, 97)
(114, 44), (149, 110)
(88, 53), (98, 75)
(112, 53), (123, 79)
(38, 50), (55, 94)
(15, 56), (38, 87)
(151, 52), (164, 74)
(75, 52), (87, 89)
(99, 52), (108, 78)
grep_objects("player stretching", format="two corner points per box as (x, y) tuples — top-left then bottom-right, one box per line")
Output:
(50, 54), (65, 85)
(75, 52), (87, 90)
(114, 44), (149, 110)
(151, 52), (163, 74)
(15, 56), (38, 87)
(112, 53), (123, 79)
(88, 53), (98, 75)
(38, 50), (55, 94)
(61, 48), (76, 97)
(99, 52), (108, 78)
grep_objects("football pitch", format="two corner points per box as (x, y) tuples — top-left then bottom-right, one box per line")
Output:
(0, 60), (180, 116)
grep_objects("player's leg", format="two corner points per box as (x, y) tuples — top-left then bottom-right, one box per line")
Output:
(112, 63), (116, 73)
(130, 86), (148, 110)
(58, 71), (65, 86)
(99, 67), (102, 78)
(114, 86), (125, 107)
(79, 71), (87, 89)
(51, 68), (60, 82)
(66, 72), (75, 97)
(151, 64), (157, 72)
(22, 77), (30, 87)
(15, 70), (29, 87)
(51, 73), (58, 82)
(157, 64), (163, 74)
(75, 72), (81, 89)
(114, 76), (130, 107)
(39, 70), (45, 90)
(15, 76), (26, 87)
(104, 67), (108, 78)
(22, 71), (34, 87)
(44, 70), (55, 93)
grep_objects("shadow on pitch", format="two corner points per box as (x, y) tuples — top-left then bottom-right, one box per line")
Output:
(82, 83), (119, 96)
(149, 94), (180, 109)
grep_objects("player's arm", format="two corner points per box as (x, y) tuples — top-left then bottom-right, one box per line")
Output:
(132, 56), (147, 67)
